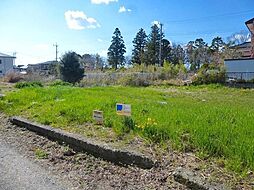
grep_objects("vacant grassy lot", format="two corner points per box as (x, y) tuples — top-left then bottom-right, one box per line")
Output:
(0, 84), (253, 173)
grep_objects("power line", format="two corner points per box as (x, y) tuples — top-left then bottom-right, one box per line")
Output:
(166, 10), (254, 23)
(167, 30), (244, 37)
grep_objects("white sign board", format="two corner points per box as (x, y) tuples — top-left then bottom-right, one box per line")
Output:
(93, 110), (103, 124)
(116, 103), (131, 116)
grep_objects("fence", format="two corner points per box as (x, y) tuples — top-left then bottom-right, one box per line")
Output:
(226, 72), (254, 81)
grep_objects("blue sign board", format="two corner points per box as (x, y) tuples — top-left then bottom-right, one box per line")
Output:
(116, 103), (131, 116)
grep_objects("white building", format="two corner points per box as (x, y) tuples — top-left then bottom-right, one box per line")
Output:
(224, 58), (254, 80)
(0, 52), (16, 76)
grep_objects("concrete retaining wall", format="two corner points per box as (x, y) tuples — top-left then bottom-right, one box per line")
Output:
(173, 167), (228, 190)
(10, 117), (155, 169)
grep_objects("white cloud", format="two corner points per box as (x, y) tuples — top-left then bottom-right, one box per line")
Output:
(151, 20), (161, 27)
(64, 11), (100, 30)
(97, 38), (103, 42)
(91, 0), (118, 4)
(118, 6), (131, 13)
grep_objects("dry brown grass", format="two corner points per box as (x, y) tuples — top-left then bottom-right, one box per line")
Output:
(3, 72), (24, 83)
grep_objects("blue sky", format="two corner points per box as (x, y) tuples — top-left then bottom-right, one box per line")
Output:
(0, 0), (253, 65)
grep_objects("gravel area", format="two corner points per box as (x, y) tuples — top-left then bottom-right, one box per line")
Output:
(0, 113), (253, 190)
(0, 138), (73, 190)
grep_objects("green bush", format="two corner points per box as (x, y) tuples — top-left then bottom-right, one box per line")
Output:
(59, 51), (84, 84)
(15, 81), (43, 89)
(118, 74), (150, 87)
(248, 78), (254, 83)
(3, 72), (24, 83)
(159, 61), (187, 80)
(237, 79), (246, 84)
(192, 63), (226, 85)
(49, 80), (73, 87)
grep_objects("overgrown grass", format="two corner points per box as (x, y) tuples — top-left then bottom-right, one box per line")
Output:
(0, 84), (253, 173)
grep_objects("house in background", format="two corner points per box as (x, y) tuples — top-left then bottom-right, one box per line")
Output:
(232, 18), (254, 59)
(233, 42), (252, 58)
(225, 58), (254, 80)
(27, 61), (56, 75)
(0, 52), (16, 76)
(245, 17), (254, 58)
(225, 18), (254, 81)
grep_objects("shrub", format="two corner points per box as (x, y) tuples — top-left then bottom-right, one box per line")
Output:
(249, 78), (254, 83)
(22, 73), (56, 83)
(159, 61), (187, 80)
(49, 80), (72, 87)
(118, 74), (150, 87)
(15, 81), (43, 89)
(236, 79), (246, 83)
(3, 72), (24, 83)
(192, 63), (226, 85)
(59, 52), (84, 84)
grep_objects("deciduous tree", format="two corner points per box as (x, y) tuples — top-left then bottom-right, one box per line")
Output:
(170, 44), (185, 65)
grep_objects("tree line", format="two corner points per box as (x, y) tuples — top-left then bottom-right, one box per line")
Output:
(59, 24), (248, 83)
(107, 24), (245, 71)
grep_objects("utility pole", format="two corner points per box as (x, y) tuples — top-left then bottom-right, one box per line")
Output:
(159, 23), (163, 67)
(13, 52), (17, 67)
(53, 43), (58, 62)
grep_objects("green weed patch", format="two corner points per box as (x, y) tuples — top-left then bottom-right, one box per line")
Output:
(0, 85), (254, 173)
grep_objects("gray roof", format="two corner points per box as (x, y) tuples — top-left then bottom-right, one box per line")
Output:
(245, 17), (254, 25)
(0, 52), (16, 58)
(233, 42), (251, 48)
(27, 61), (56, 67)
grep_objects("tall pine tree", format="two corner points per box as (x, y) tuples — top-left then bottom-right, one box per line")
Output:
(107, 28), (126, 70)
(132, 28), (147, 65)
(145, 24), (162, 66)
(161, 39), (171, 66)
